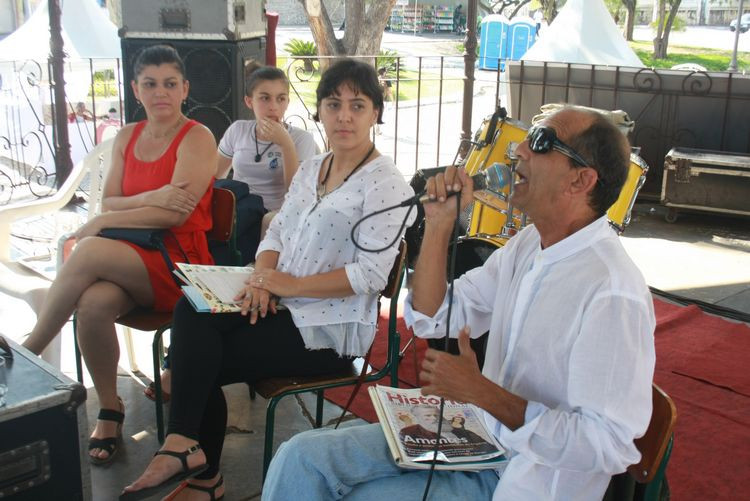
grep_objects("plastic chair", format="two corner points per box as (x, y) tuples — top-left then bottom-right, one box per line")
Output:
(72, 186), (239, 442)
(604, 383), (677, 501)
(254, 240), (408, 480)
(0, 138), (114, 367)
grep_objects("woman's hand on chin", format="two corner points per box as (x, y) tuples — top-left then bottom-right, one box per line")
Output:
(259, 118), (293, 147)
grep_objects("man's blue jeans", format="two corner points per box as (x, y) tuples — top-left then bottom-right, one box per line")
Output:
(262, 423), (498, 501)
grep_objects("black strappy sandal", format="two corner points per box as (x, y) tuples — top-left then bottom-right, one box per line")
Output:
(164, 475), (225, 501)
(119, 444), (209, 501)
(88, 397), (124, 465)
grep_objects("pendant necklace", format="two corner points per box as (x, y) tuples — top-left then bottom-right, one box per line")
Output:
(316, 143), (376, 202)
(254, 123), (274, 162)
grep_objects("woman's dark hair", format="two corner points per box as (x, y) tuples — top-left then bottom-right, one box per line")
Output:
(133, 44), (185, 81)
(568, 112), (629, 216)
(244, 61), (289, 97)
(313, 59), (384, 124)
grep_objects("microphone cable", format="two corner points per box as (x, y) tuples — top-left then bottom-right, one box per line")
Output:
(349, 186), (464, 501)
(350, 195), (419, 252)
(421, 195), (461, 501)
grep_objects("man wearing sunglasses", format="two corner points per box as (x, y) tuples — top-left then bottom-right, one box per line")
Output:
(262, 107), (656, 501)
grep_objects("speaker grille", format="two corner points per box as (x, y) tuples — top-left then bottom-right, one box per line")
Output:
(184, 48), (232, 105)
(121, 38), (264, 142)
(187, 106), (232, 140)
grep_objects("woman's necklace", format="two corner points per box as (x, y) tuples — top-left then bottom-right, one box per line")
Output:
(316, 143), (376, 202)
(143, 116), (185, 139)
(254, 122), (274, 162)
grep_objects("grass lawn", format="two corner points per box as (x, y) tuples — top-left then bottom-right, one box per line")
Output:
(277, 57), (464, 108)
(628, 41), (750, 72)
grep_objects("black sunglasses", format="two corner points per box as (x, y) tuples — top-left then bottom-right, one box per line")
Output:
(526, 125), (589, 167)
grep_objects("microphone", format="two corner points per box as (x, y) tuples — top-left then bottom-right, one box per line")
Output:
(412, 162), (512, 205)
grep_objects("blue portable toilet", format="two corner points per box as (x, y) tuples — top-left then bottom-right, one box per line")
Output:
(479, 15), (536, 71)
(478, 15), (509, 70)
(504, 16), (536, 64)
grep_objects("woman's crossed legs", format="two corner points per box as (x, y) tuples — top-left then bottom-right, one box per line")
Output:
(23, 237), (155, 461)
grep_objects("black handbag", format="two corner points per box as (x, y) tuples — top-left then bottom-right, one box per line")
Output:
(99, 228), (187, 286)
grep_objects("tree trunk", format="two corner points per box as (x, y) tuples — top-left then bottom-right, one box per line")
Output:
(653, 0), (666, 58)
(298, 0), (397, 70)
(652, 0), (681, 59)
(622, 0), (636, 41)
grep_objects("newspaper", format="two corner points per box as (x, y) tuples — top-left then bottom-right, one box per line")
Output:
(369, 385), (507, 471)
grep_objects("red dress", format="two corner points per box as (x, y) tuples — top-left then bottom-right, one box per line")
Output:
(121, 120), (214, 311)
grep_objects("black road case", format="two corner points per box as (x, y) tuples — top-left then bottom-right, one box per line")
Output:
(0, 339), (91, 500)
(661, 147), (750, 222)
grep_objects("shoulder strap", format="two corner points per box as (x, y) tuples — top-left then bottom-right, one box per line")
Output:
(123, 121), (147, 160)
(168, 119), (199, 151)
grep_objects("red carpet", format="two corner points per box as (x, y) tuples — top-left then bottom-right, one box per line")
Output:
(326, 297), (750, 499)
(652, 299), (750, 500)
(325, 300), (427, 424)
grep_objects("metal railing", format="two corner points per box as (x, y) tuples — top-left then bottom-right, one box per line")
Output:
(506, 60), (750, 197)
(0, 57), (122, 205)
(280, 55), (475, 178)
(4, 53), (749, 206)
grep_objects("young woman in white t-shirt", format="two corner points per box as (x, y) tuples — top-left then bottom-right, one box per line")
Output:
(216, 65), (318, 212)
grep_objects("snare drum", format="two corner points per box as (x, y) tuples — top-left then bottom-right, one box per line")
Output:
(607, 154), (649, 233)
(465, 199), (527, 247)
(462, 116), (529, 247)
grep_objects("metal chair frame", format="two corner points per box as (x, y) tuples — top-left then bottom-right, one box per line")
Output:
(255, 241), (407, 480)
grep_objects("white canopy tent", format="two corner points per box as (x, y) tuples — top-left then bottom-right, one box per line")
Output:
(0, 0), (120, 60)
(521, 0), (644, 67)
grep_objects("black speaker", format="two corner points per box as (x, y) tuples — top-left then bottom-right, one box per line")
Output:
(121, 38), (266, 142)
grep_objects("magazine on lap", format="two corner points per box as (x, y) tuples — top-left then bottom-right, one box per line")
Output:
(369, 385), (507, 471)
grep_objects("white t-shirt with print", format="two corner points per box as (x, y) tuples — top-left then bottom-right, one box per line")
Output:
(218, 120), (318, 211)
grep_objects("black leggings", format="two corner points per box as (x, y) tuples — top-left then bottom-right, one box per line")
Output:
(168, 297), (354, 478)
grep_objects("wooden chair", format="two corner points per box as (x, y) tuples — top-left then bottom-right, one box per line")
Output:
(605, 383), (677, 501)
(255, 240), (408, 480)
(72, 186), (239, 442)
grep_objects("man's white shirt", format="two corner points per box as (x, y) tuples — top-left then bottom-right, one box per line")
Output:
(405, 216), (656, 500)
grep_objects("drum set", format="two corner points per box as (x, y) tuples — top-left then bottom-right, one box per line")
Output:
(408, 107), (650, 271)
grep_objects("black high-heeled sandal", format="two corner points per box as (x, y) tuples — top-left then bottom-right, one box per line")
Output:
(119, 444), (208, 501)
(88, 397), (124, 465)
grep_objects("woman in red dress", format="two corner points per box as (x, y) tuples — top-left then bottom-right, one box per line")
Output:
(22, 45), (217, 465)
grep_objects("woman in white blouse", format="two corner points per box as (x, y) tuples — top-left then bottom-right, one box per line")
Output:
(121, 59), (415, 501)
